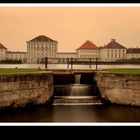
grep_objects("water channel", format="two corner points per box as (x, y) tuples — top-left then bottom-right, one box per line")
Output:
(0, 64), (140, 122)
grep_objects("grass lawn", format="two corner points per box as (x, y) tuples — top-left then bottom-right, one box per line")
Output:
(102, 68), (140, 74)
(0, 68), (40, 74)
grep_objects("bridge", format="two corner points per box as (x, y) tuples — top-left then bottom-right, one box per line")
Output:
(47, 65), (104, 105)
(38, 57), (104, 105)
(42, 57), (98, 70)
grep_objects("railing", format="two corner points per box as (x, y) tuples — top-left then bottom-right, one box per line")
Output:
(44, 57), (98, 70)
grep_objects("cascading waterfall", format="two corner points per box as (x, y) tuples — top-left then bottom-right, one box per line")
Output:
(53, 73), (103, 105)
(54, 84), (96, 96)
(74, 74), (81, 84)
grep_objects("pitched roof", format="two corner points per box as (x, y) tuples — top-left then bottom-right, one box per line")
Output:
(29, 35), (57, 42)
(103, 39), (126, 49)
(76, 40), (98, 50)
(127, 48), (140, 54)
(0, 43), (7, 49)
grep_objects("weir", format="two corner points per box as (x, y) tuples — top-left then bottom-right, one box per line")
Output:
(53, 71), (103, 105)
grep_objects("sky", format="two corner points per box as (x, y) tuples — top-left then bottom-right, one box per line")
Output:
(1, 5), (140, 52)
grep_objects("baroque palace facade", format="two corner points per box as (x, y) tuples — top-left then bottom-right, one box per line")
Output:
(0, 35), (140, 63)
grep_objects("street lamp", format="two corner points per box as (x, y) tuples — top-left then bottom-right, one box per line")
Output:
(45, 57), (48, 69)
(95, 57), (98, 71)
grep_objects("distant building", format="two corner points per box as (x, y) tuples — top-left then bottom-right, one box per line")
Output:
(57, 52), (77, 63)
(57, 52), (77, 58)
(27, 35), (58, 63)
(76, 40), (100, 60)
(6, 51), (27, 63)
(1, 35), (140, 64)
(0, 43), (7, 61)
(100, 39), (127, 61)
(126, 48), (140, 59)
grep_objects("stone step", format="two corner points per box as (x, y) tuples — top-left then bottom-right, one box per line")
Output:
(53, 96), (103, 105)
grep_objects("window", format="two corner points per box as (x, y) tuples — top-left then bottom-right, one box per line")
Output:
(111, 50), (113, 58)
(107, 49), (109, 58)
(115, 50), (117, 58)
(123, 50), (125, 58)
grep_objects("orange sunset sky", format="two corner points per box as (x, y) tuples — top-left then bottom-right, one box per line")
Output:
(0, 5), (140, 52)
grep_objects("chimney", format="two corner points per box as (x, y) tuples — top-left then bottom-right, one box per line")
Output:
(111, 39), (116, 42)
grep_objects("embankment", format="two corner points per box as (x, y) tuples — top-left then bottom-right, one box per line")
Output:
(0, 72), (53, 109)
(96, 72), (140, 106)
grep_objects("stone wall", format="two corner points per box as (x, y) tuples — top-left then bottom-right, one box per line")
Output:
(0, 72), (53, 109)
(96, 72), (140, 106)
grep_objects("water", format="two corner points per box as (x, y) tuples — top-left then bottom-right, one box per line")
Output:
(54, 85), (97, 96)
(53, 73), (100, 105)
(0, 104), (140, 122)
(0, 63), (140, 69)
(0, 64), (140, 122)
(53, 84), (102, 105)
(75, 74), (81, 84)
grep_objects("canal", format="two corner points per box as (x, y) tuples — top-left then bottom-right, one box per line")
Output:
(0, 104), (140, 122)
(0, 64), (140, 123)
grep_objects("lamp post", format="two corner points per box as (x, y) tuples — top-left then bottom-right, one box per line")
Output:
(71, 57), (73, 70)
(95, 57), (98, 71)
(67, 58), (69, 69)
(45, 57), (48, 69)
(89, 58), (91, 69)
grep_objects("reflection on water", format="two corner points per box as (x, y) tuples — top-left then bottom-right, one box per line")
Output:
(0, 63), (140, 122)
(0, 105), (140, 122)
(0, 64), (140, 69)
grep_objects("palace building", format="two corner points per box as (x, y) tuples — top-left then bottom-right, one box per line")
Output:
(0, 35), (140, 63)
(126, 48), (140, 59)
(100, 39), (127, 61)
(76, 40), (100, 60)
(0, 43), (8, 61)
(6, 51), (27, 63)
(27, 35), (58, 63)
